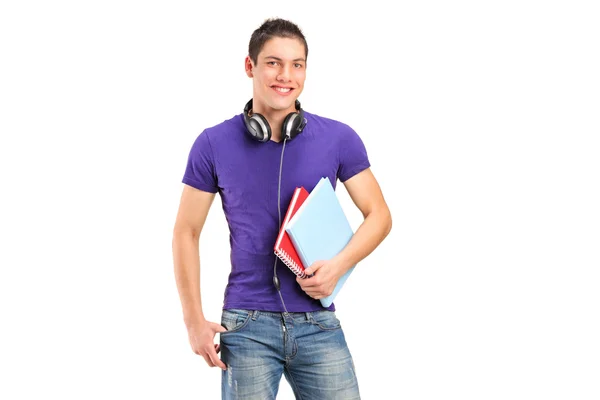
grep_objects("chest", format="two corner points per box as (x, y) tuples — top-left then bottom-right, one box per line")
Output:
(215, 139), (339, 196)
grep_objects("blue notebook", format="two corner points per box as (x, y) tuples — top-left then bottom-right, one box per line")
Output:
(285, 177), (355, 308)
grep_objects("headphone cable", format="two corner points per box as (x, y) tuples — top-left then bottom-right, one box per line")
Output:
(273, 137), (290, 317)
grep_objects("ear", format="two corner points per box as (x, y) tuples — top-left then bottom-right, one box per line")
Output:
(245, 56), (254, 78)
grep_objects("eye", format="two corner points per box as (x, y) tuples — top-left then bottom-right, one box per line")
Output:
(267, 61), (279, 66)
(294, 63), (304, 68)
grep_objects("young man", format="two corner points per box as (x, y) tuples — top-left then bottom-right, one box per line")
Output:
(173, 18), (392, 399)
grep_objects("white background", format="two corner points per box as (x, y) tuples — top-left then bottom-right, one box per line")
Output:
(1, 1), (599, 399)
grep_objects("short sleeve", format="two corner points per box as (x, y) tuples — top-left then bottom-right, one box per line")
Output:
(182, 130), (219, 193)
(338, 126), (371, 182)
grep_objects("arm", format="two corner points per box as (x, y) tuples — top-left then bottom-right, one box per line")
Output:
(297, 168), (392, 299)
(172, 184), (226, 370)
(334, 168), (392, 270)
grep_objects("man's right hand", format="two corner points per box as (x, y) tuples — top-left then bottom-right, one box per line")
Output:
(187, 321), (227, 370)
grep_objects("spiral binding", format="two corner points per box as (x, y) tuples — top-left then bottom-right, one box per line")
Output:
(274, 249), (306, 278)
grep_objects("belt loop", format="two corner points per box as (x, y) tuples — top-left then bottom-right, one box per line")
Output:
(252, 310), (259, 320)
(305, 312), (311, 321)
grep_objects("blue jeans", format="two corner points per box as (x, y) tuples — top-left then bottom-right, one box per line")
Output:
(220, 309), (361, 400)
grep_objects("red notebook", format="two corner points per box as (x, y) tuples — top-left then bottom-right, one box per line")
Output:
(274, 186), (310, 278)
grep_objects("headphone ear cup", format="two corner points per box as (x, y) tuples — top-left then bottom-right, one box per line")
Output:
(245, 113), (272, 142)
(282, 112), (303, 140)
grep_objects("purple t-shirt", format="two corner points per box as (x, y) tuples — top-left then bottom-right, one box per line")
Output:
(182, 110), (370, 312)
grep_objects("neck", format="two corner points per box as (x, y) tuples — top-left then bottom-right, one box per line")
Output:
(251, 101), (297, 143)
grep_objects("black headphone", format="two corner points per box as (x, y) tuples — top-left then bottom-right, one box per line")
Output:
(243, 98), (307, 143)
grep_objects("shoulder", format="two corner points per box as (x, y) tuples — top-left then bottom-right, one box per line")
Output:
(188, 113), (247, 155)
(199, 113), (245, 141)
(303, 111), (359, 139)
(187, 113), (245, 157)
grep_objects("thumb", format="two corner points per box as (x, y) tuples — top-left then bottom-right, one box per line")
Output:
(212, 322), (227, 333)
(304, 260), (325, 276)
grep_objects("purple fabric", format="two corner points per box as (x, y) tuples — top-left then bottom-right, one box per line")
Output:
(182, 111), (370, 312)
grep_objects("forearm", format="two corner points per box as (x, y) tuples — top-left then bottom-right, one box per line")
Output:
(334, 207), (392, 272)
(172, 231), (205, 327)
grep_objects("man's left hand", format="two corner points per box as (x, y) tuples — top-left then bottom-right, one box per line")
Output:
(296, 259), (345, 300)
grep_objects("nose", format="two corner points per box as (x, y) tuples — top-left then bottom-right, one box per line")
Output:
(277, 65), (291, 82)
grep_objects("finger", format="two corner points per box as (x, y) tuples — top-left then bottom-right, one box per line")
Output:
(215, 344), (221, 353)
(305, 260), (325, 276)
(308, 288), (330, 298)
(207, 348), (227, 370)
(212, 322), (227, 334)
(298, 276), (319, 287)
(201, 353), (216, 368)
(296, 276), (307, 287)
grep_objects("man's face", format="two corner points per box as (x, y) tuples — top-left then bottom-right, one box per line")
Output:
(246, 37), (306, 114)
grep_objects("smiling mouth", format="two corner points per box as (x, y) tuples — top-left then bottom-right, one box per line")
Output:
(272, 86), (293, 93)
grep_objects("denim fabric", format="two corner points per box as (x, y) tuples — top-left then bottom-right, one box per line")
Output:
(220, 309), (360, 400)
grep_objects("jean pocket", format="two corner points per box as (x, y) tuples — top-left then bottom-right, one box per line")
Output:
(220, 309), (252, 334)
(310, 311), (342, 331)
